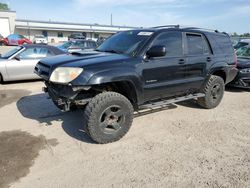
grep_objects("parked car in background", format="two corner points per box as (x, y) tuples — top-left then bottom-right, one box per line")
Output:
(97, 37), (107, 46)
(33, 35), (48, 44)
(234, 39), (250, 50)
(0, 34), (6, 46)
(57, 39), (97, 53)
(4, 34), (32, 46)
(229, 45), (250, 89)
(68, 33), (86, 41)
(0, 44), (65, 82)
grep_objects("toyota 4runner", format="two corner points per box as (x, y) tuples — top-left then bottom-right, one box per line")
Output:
(35, 25), (238, 144)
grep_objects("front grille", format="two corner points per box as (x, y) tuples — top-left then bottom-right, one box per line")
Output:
(35, 62), (51, 80)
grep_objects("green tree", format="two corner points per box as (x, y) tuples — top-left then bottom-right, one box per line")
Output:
(231, 32), (238, 37)
(0, 2), (10, 11)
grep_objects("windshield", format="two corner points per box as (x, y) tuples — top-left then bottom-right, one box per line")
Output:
(97, 30), (153, 56)
(1, 46), (23, 59)
(237, 46), (250, 58)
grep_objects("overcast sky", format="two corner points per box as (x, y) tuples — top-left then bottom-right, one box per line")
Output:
(3, 0), (250, 34)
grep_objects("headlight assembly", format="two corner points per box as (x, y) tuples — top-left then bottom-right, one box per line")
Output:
(240, 68), (250, 74)
(50, 67), (83, 83)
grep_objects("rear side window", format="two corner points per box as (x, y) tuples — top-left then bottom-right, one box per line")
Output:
(152, 31), (183, 57)
(206, 34), (234, 55)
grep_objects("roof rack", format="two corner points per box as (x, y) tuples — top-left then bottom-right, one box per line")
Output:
(152, 25), (220, 33)
(183, 27), (219, 33)
(152, 25), (180, 29)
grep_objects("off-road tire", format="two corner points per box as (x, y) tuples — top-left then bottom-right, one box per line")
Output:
(197, 75), (225, 109)
(84, 92), (134, 144)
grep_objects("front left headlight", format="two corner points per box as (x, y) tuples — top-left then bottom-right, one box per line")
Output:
(50, 67), (83, 83)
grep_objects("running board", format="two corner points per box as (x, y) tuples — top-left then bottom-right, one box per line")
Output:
(139, 93), (205, 109)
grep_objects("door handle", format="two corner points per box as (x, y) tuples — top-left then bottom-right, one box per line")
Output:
(178, 59), (185, 64)
(207, 57), (211, 62)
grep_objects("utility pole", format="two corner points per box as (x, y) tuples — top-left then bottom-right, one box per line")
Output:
(111, 14), (113, 26)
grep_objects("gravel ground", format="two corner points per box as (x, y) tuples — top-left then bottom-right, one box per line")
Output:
(0, 81), (250, 188)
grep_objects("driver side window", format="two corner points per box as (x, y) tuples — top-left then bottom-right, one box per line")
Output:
(152, 32), (183, 57)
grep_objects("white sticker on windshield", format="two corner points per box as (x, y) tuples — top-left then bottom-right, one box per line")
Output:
(138, 32), (153, 36)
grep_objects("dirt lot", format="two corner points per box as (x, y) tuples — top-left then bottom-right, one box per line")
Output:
(0, 81), (249, 188)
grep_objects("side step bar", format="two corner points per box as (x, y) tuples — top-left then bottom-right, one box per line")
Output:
(139, 93), (205, 109)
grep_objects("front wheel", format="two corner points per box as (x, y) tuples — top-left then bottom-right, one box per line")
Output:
(197, 75), (225, 109)
(84, 92), (134, 144)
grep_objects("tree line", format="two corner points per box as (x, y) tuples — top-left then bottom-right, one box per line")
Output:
(0, 2), (9, 10)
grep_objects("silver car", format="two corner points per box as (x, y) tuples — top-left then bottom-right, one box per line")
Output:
(0, 44), (65, 82)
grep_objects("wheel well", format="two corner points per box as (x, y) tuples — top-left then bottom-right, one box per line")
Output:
(212, 70), (226, 83)
(97, 81), (138, 108)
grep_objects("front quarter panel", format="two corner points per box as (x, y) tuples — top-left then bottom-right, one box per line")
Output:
(71, 66), (144, 104)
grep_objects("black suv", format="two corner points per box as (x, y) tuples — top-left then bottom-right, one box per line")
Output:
(35, 25), (238, 144)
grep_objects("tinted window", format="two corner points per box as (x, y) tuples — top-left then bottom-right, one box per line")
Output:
(152, 31), (183, 57)
(186, 34), (204, 55)
(18, 47), (53, 59)
(206, 34), (234, 55)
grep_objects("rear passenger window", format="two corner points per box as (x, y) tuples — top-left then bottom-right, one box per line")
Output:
(152, 32), (183, 57)
(186, 34), (204, 55)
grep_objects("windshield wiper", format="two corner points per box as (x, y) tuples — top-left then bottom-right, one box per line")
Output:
(97, 49), (122, 54)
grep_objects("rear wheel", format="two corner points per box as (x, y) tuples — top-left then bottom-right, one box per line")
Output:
(197, 75), (225, 109)
(84, 92), (134, 144)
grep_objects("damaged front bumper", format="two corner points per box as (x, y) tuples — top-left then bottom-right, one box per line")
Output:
(43, 82), (93, 111)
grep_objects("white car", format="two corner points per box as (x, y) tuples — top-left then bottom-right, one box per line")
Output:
(0, 44), (65, 82)
(33, 35), (48, 44)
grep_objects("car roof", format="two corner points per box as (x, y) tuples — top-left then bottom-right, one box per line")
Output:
(22, 44), (66, 55)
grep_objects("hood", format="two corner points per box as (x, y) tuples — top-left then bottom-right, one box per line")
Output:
(39, 51), (131, 69)
(237, 57), (250, 69)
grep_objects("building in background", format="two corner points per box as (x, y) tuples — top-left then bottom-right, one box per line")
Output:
(0, 10), (137, 43)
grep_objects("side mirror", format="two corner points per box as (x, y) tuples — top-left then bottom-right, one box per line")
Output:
(14, 56), (20, 61)
(146, 45), (166, 58)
